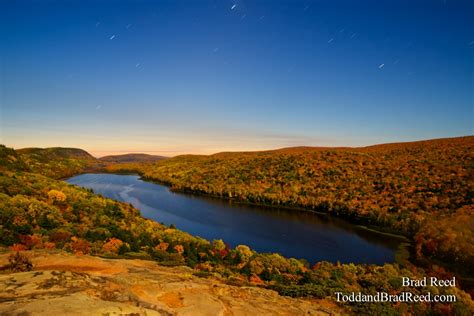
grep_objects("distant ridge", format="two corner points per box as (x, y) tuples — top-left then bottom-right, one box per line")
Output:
(211, 135), (474, 156)
(12, 147), (168, 178)
(13, 135), (473, 160)
(17, 147), (95, 161)
(16, 147), (168, 164)
(15, 147), (96, 179)
(99, 153), (167, 164)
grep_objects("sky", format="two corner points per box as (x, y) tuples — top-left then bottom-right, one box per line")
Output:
(1, 0), (473, 157)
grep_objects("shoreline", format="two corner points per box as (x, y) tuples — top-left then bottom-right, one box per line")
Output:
(66, 171), (411, 263)
(71, 169), (410, 242)
(139, 174), (410, 242)
(63, 171), (473, 294)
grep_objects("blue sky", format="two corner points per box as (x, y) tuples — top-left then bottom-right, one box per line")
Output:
(1, 0), (473, 156)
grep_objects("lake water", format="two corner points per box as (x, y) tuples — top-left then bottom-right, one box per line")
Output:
(67, 173), (403, 264)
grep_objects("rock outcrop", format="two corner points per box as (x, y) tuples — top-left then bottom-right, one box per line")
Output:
(0, 250), (343, 316)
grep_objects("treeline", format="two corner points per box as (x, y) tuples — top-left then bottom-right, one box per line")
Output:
(0, 144), (473, 314)
(106, 137), (474, 276)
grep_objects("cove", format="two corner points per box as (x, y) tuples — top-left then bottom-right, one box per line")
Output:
(67, 173), (404, 265)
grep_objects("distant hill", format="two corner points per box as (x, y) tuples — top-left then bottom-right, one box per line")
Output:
(16, 147), (96, 179)
(213, 136), (474, 156)
(99, 153), (167, 164)
(8, 147), (166, 178)
(17, 147), (95, 161)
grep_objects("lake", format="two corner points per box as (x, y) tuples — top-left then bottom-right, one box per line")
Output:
(67, 173), (403, 265)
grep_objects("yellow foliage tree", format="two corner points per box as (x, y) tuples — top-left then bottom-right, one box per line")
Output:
(47, 189), (67, 203)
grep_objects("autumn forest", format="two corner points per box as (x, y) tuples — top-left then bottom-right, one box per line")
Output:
(0, 136), (473, 314)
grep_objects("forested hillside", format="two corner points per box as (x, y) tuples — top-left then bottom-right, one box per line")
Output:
(1, 143), (473, 314)
(16, 147), (97, 179)
(8, 147), (165, 179)
(106, 136), (474, 275)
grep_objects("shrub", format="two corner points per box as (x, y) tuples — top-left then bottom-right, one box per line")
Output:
(8, 252), (33, 272)
(102, 237), (124, 254)
(10, 243), (27, 251)
(70, 237), (90, 255)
